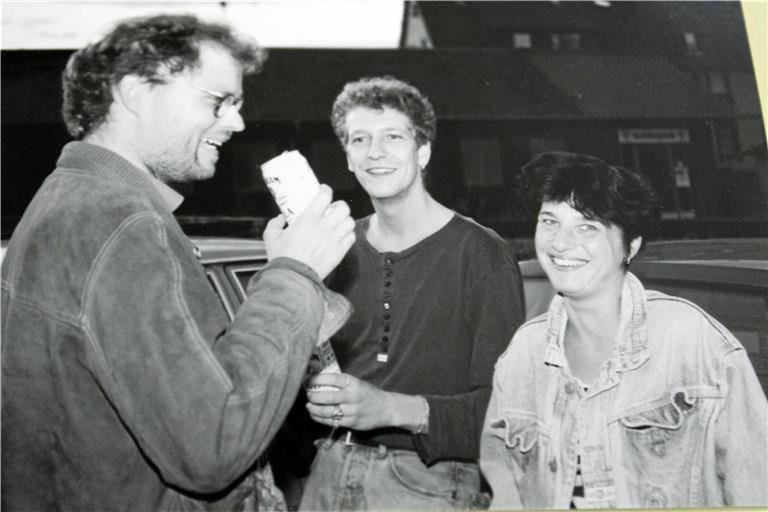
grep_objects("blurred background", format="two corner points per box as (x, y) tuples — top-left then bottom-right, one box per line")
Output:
(2, 0), (767, 248)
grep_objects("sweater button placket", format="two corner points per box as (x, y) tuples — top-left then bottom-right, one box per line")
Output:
(379, 255), (394, 363)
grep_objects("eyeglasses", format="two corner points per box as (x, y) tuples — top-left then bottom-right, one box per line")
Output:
(166, 77), (244, 118)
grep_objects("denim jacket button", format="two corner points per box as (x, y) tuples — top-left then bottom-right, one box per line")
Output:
(548, 458), (557, 472)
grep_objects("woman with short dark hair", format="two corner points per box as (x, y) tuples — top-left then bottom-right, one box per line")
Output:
(480, 151), (767, 509)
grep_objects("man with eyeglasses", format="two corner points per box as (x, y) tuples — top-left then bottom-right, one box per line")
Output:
(1, 14), (355, 512)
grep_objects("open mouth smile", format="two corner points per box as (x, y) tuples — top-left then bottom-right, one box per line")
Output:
(550, 255), (587, 268)
(366, 167), (396, 175)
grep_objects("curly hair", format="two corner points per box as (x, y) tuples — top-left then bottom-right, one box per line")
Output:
(62, 14), (266, 139)
(520, 151), (659, 254)
(330, 76), (436, 147)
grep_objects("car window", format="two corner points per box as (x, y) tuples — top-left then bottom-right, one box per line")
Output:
(206, 270), (236, 321)
(228, 264), (267, 301)
(524, 278), (556, 320)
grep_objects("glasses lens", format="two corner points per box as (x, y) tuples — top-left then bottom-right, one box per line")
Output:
(214, 95), (243, 118)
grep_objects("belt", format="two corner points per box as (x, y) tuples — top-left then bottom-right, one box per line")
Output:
(324, 428), (419, 453)
(330, 428), (381, 447)
(318, 429), (390, 458)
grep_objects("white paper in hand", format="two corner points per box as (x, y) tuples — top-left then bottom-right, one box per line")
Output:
(261, 150), (320, 224)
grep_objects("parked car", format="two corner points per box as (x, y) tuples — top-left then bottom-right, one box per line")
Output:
(520, 238), (768, 395)
(194, 237), (268, 321)
(3, 236), (766, 394)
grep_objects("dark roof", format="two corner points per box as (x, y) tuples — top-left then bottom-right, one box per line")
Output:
(244, 48), (727, 122)
(527, 52), (732, 119)
(242, 48), (576, 121)
(419, 0), (629, 42)
(417, 1), (753, 67)
(1, 47), (730, 126)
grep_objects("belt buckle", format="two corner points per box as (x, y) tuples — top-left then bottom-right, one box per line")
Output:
(344, 430), (354, 446)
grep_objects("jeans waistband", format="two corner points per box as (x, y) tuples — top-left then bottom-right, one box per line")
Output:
(325, 428), (418, 454)
(334, 428), (384, 447)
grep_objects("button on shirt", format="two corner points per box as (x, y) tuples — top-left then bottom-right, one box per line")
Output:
(325, 214), (526, 463)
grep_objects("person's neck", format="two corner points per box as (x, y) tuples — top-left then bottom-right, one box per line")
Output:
(367, 192), (453, 253)
(83, 130), (151, 176)
(561, 279), (625, 384)
(564, 277), (625, 345)
(565, 298), (621, 350)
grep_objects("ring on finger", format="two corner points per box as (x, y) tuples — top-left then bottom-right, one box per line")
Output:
(332, 405), (344, 421)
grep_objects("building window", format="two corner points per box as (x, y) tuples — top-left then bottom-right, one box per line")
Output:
(513, 33), (532, 49)
(460, 136), (504, 187)
(708, 71), (728, 94)
(684, 32), (699, 53)
(550, 33), (581, 52)
(551, 34), (561, 51)
(563, 33), (581, 51)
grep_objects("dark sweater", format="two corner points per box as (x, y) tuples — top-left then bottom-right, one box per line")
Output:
(328, 213), (525, 464)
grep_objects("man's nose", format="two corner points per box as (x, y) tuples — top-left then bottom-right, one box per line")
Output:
(367, 137), (386, 158)
(220, 108), (245, 132)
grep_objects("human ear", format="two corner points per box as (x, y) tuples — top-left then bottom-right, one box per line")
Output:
(346, 152), (354, 173)
(113, 75), (148, 116)
(628, 237), (642, 262)
(417, 142), (431, 170)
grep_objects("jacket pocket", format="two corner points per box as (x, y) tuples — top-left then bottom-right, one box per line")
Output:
(619, 391), (694, 451)
(616, 391), (701, 508)
(490, 414), (540, 450)
(488, 414), (542, 471)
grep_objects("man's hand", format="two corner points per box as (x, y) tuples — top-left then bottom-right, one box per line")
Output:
(305, 372), (425, 432)
(263, 185), (355, 279)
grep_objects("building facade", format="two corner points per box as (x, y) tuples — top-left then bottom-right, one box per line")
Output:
(2, 1), (765, 239)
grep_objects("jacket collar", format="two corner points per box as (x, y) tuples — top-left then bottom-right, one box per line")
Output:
(543, 272), (651, 380)
(56, 141), (183, 213)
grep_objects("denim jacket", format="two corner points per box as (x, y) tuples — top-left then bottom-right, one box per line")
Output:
(481, 272), (767, 509)
(1, 142), (351, 511)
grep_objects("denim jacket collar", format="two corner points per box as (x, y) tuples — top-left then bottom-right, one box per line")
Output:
(57, 141), (183, 213)
(542, 272), (651, 389)
(147, 175), (184, 212)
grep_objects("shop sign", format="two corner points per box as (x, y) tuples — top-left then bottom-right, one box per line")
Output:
(618, 129), (690, 144)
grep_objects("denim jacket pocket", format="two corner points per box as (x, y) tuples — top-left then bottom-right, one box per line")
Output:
(489, 413), (543, 472)
(615, 391), (702, 508)
(619, 391), (694, 441)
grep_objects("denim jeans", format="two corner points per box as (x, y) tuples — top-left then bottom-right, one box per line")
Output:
(299, 437), (489, 511)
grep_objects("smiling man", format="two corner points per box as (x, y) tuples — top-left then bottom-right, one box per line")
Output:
(0, 14), (356, 512)
(297, 76), (526, 511)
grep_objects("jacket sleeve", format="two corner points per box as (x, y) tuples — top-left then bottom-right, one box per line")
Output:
(81, 212), (348, 493)
(715, 347), (768, 506)
(414, 260), (525, 463)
